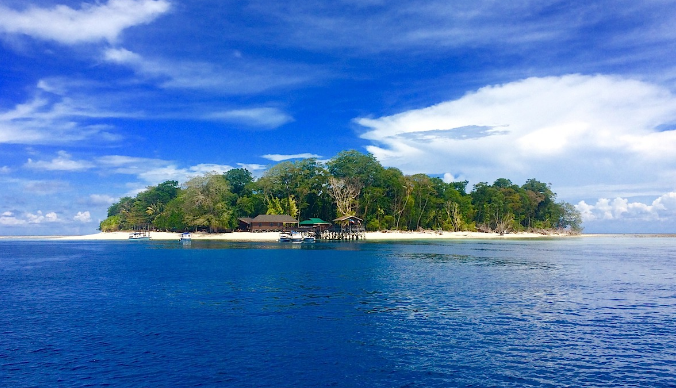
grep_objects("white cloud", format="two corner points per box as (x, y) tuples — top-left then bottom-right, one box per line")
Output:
(357, 74), (676, 197)
(237, 163), (268, 172)
(73, 211), (92, 223)
(262, 153), (322, 162)
(88, 194), (117, 206)
(96, 154), (235, 185)
(205, 108), (294, 129)
(96, 155), (169, 175)
(576, 192), (676, 222)
(0, 92), (127, 145)
(103, 47), (316, 94)
(0, 0), (170, 45)
(22, 180), (71, 195)
(24, 151), (94, 171)
(26, 211), (59, 224)
(246, 1), (676, 59)
(0, 211), (26, 226)
(443, 172), (466, 184)
(137, 163), (234, 185)
(0, 166), (10, 174)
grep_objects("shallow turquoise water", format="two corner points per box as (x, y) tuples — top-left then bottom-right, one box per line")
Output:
(1, 237), (675, 386)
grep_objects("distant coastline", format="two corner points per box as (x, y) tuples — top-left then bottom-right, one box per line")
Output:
(0, 230), (576, 241)
(4, 232), (676, 241)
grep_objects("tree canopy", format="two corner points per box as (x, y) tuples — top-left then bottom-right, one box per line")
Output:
(101, 150), (582, 234)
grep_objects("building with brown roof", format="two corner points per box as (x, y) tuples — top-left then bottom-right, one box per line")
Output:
(249, 215), (299, 232)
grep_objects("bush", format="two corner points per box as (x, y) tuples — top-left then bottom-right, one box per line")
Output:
(99, 215), (121, 232)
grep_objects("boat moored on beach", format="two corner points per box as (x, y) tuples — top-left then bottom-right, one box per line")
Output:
(179, 232), (192, 244)
(279, 231), (315, 243)
(129, 231), (151, 240)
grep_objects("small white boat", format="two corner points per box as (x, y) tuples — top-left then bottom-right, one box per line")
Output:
(302, 231), (316, 243)
(290, 232), (304, 243)
(179, 232), (192, 244)
(129, 231), (151, 240)
(279, 231), (315, 243)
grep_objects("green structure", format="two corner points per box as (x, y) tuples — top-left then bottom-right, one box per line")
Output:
(299, 218), (331, 227)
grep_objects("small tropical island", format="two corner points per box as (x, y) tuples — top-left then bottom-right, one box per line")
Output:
(96, 150), (582, 240)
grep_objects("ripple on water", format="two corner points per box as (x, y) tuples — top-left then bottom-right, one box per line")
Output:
(1, 238), (675, 387)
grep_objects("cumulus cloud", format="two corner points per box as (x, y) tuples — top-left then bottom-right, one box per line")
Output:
(0, 211), (26, 226)
(73, 211), (92, 223)
(262, 153), (322, 162)
(357, 74), (676, 195)
(205, 108), (294, 129)
(25, 211), (59, 224)
(0, 0), (170, 45)
(25, 151), (94, 171)
(576, 192), (676, 222)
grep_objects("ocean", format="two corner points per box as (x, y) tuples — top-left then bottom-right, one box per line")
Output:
(1, 236), (675, 387)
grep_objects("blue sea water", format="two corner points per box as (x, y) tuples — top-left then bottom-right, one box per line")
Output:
(1, 237), (675, 387)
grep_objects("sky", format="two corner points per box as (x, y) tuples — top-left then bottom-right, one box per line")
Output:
(2, 0), (676, 235)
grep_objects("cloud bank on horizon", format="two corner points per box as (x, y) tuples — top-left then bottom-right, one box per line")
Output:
(1, 0), (676, 234)
(355, 74), (676, 231)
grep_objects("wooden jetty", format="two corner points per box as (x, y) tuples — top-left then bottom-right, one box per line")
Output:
(321, 215), (366, 241)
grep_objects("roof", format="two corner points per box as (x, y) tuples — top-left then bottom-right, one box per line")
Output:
(251, 214), (299, 223)
(333, 215), (363, 222)
(238, 217), (253, 224)
(299, 218), (331, 225)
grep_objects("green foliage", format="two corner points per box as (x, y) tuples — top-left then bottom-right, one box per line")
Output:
(153, 197), (186, 231)
(99, 215), (121, 232)
(266, 195), (299, 218)
(182, 173), (234, 232)
(326, 150), (383, 182)
(101, 151), (581, 234)
(224, 168), (253, 196)
(258, 158), (331, 220)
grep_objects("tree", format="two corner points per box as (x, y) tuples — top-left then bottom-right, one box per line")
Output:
(326, 150), (386, 221)
(154, 197), (187, 231)
(265, 195), (299, 218)
(556, 202), (583, 232)
(258, 158), (329, 219)
(182, 173), (234, 232)
(224, 168), (253, 196)
(409, 174), (435, 230)
(97, 150), (582, 234)
(328, 177), (362, 217)
(326, 150), (384, 186)
(99, 215), (121, 232)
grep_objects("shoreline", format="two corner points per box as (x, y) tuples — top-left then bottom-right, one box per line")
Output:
(0, 230), (581, 241)
(1, 232), (674, 241)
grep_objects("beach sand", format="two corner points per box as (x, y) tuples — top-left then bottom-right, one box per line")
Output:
(53, 230), (571, 241)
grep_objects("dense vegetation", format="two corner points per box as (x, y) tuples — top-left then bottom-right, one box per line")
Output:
(100, 150), (582, 234)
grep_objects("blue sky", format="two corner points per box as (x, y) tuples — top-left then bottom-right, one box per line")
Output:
(2, 0), (676, 235)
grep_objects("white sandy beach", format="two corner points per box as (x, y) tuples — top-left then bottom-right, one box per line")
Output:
(53, 230), (571, 241)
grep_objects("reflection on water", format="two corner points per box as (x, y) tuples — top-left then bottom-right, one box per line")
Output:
(1, 237), (675, 387)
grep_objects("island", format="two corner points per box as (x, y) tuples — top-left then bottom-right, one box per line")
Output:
(96, 150), (582, 240)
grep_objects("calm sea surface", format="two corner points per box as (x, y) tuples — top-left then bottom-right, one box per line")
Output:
(1, 236), (675, 387)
